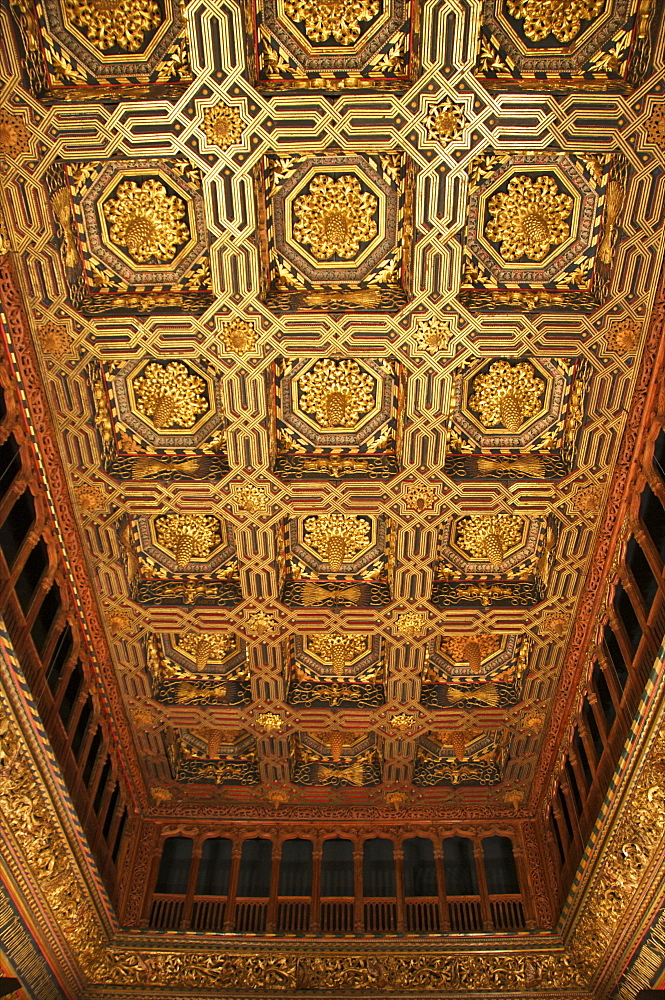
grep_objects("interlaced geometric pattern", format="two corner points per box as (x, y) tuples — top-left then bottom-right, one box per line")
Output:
(0, 0), (663, 827)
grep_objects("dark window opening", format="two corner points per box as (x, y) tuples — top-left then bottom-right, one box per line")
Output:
(565, 758), (582, 816)
(102, 782), (120, 840)
(71, 694), (92, 758)
(583, 699), (604, 759)
(363, 838), (395, 897)
(613, 581), (643, 654)
(82, 726), (102, 787)
(482, 837), (520, 895)
(551, 811), (565, 863)
(46, 624), (73, 693)
(603, 625), (629, 689)
(111, 807), (127, 864)
(238, 839), (272, 897)
(625, 536), (659, 613)
(593, 662), (616, 730)
(196, 838), (232, 896)
(557, 786), (574, 840)
(31, 582), (61, 656)
(573, 728), (592, 786)
(278, 839), (313, 897)
(93, 755), (112, 813)
(321, 839), (354, 897)
(0, 489), (35, 567)
(14, 539), (48, 613)
(403, 837), (437, 897)
(0, 435), (20, 502)
(640, 483), (665, 563)
(58, 659), (83, 728)
(155, 837), (193, 894)
(443, 836), (478, 896)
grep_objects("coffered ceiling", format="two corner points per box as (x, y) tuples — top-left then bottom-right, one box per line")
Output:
(0, 0), (663, 824)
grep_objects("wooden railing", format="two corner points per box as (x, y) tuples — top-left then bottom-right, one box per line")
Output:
(191, 896), (227, 932)
(149, 894), (184, 930)
(490, 895), (525, 931)
(148, 890), (524, 934)
(448, 896), (483, 933)
(234, 899), (268, 933)
(276, 898), (310, 933)
(364, 898), (397, 933)
(404, 897), (440, 933)
(320, 898), (354, 933)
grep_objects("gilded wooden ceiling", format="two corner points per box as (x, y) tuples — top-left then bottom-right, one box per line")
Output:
(0, 0), (663, 822)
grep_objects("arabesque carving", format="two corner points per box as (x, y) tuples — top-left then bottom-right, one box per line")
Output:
(506, 0), (605, 44)
(133, 362), (208, 429)
(306, 632), (368, 672)
(63, 0), (161, 51)
(298, 358), (375, 428)
(293, 175), (378, 260)
(468, 360), (545, 432)
(154, 513), (221, 567)
(303, 513), (371, 570)
(485, 175), (574, 262)
(175, 632), (235, 669)
(103, 180), (189, 263)
(440, 634), (501, 669)
(455, 514), (524, 566)
(283, 0), (380, 44)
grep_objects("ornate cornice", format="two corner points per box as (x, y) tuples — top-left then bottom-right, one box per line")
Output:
(0, 255), (146, 811)
(532, 255), (665, 810)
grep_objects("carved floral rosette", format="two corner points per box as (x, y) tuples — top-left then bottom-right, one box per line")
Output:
(255, 148), (414, 313)
(9, 0), (192, 103)
(459, 149), (626, 314)
(44, 157), (212, 317)
(475, 0), (657, 93)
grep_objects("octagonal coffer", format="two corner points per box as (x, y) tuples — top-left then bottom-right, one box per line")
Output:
(421, 633), (531, 710)
(288, 632), (385, 709)
(432, 514), (558, 609)
(89, 358), (229, 482)
(474, 0), (660, 94)
(245, 0), (420, 94)
(122, 512), (241, 607)
(271, 356), (403, 481)
(45, 158), (213, 316)
(255, 149), (414, 313)
(459, 148), (627, 314)
(445, 355), (590, 480)
(282, 512), (393, 608)
(147, 632), (251, 707)
(9, 0), (192, 103)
